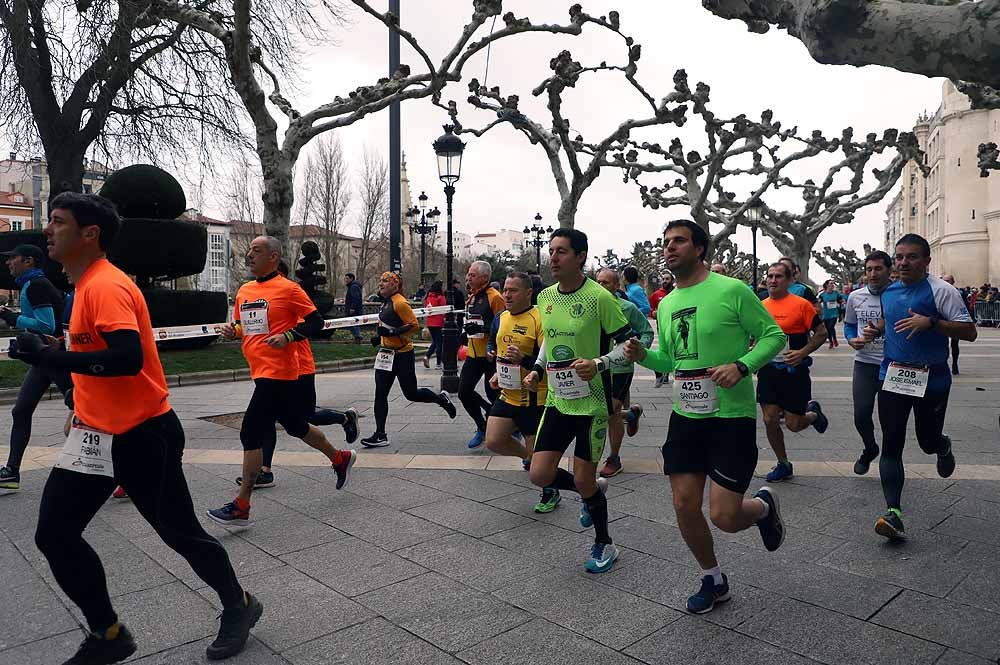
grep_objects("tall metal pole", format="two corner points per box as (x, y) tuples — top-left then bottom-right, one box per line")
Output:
(420, 226), (427, 275)
(752, 222), (759, 288)
(440, 186), (459, 392)
(388, 0), (402, 273)
(536, 242), (541, 273)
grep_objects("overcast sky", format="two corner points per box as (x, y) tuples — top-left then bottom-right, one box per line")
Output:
(245, 0), (944, 280)
(12, 1), (951, 280)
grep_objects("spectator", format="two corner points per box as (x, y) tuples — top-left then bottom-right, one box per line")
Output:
(527, 269), (545, 304)
(344, 273), (364, 343)
(622, 266), (651, 316)
(648, 273), (673, 318)
(422, 281), (447, 368)
(413, 283), (427, 302)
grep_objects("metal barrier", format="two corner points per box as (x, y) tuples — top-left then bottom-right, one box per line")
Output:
(975, 301), (1000, 326)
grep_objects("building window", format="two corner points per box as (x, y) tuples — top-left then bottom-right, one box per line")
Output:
(211, 267), (223, 287)
(209, 234), (226, 268)
(12, 194), (23, 203)
(10, 221), (22, 231)
(83, 184), (92, 194)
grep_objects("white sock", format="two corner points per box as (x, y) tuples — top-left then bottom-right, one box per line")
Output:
(703, 565), (723, 585)
(755, 496), (770, 519)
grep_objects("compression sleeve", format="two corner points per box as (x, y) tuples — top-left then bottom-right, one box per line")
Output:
(39, 330), (143, 376)
(289, 310), (324, 340)
(532, 336), (548, 375)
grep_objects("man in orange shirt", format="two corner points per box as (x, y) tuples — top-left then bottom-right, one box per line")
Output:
(758, 262), (830, 482)
(239, 261), (359, 489)
(208, 236), (357, 525)
(10, 192), (258, 663)
(460, 260), (505, 449)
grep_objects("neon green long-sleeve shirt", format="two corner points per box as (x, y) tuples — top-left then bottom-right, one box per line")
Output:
(639, 272), (785, 419)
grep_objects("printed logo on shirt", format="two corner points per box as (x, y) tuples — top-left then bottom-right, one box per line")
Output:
(512, 324), (528, 335)
(70, 331), (94, 346)
(570, 302), (585, 318)
(545, 304), (553, 314)
(551, 345), (575, 361)
(671, 307), (699, 360)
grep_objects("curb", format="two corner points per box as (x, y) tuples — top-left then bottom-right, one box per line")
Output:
(0, 356), (375, 406)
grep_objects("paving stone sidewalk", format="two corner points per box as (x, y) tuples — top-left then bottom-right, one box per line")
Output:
(1, 329), (1000, 664)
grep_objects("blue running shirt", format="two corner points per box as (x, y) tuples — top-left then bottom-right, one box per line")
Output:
(880, 275), (971, 392)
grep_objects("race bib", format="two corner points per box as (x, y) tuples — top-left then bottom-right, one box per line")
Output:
(673, 369), (719, 414)
(55, 420), (114, 478)
(546, 359), (591, 399)
(374, 347), (396, 372)
(883, 362), (929, 397)
(496, 357), (521, 390)
(825, 301), (839, 310)
(240, 301), (269, 336)
(467, 314), (485, 340)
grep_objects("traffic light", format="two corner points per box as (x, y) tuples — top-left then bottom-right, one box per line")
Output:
(296, 241), (334, 316)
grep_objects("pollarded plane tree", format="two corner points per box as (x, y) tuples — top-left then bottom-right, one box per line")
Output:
(146, 0), (602, 246)
(714, 238), (768, 284)
(434, 7), (689, 229)
(609, 81), (924, 280)
(0, 0), (244, 197)
(700, 0), (1000, 175)
(602, 70), (805, 249)
(811, 242), (873, 288)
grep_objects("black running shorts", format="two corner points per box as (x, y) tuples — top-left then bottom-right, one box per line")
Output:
(662, 412), (757, 494)
(755, 364), (811, 415)
(489, 399), (544, 438)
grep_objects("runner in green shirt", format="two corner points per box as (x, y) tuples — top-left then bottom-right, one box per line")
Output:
(596, 268), (654, 478)
(523, 228), (631, 574)
(624, 219), (787, 615)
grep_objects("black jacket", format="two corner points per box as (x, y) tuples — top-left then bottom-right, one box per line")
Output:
(345, 281), (363, 315)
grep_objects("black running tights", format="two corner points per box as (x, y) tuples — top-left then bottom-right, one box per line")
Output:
(374, 350), (441, 434)
(877, 388), (950, 510)
(34, 410), (244, 633)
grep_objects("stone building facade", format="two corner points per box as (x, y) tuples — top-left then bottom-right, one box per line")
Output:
(884, 82), (1000, 286)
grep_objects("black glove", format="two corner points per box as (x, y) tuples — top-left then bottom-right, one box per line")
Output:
(8, 332), (48, 365)
(0, 309), (18, 328)
(370, 335), (381, 348)
(376, 325), (396, 337)
(464, 322), (484, 336)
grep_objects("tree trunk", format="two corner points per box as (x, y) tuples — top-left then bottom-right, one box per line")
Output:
(768, 231), (815, 285)
(261, 163), (293, 247)
(556, 197), (577, 228)
(45, 148), (86, 199)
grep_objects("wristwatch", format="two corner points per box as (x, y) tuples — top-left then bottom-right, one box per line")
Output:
(928, 315), (940, 331)
(734, 360), (750, 377)
(594, 357), (607, 373)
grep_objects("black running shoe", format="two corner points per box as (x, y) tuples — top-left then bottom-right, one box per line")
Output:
(63, 624), (137, 664)
(0, 465), (20, 491)
(875, 511), (906, 541)
(439, 391), (457, 419)
(754, 486), (785, 552)
(853, 446), (880, 476)
(206, 593), (263, 660)
(361, 432), (389, 448)
(937, 434), (956, 478)
(807, 400), (829, 434)
(236, 471), (274, 488)
(342, 408), (359, 444)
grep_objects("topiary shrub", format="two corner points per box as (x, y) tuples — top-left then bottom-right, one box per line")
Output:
(0, 231), (70, 291)
(100, 164), (222, 349)
(109, 219), (208, 284)
(98, 164), (186, 219)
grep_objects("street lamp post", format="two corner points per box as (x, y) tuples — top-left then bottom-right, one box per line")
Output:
(745, 199), (764, 288)
(433, 125), (465, 393)
(406, 191), (439, 277)
(523, 213), (553, 273)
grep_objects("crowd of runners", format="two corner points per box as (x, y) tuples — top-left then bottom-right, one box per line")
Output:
(0, 192), (978, 663)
